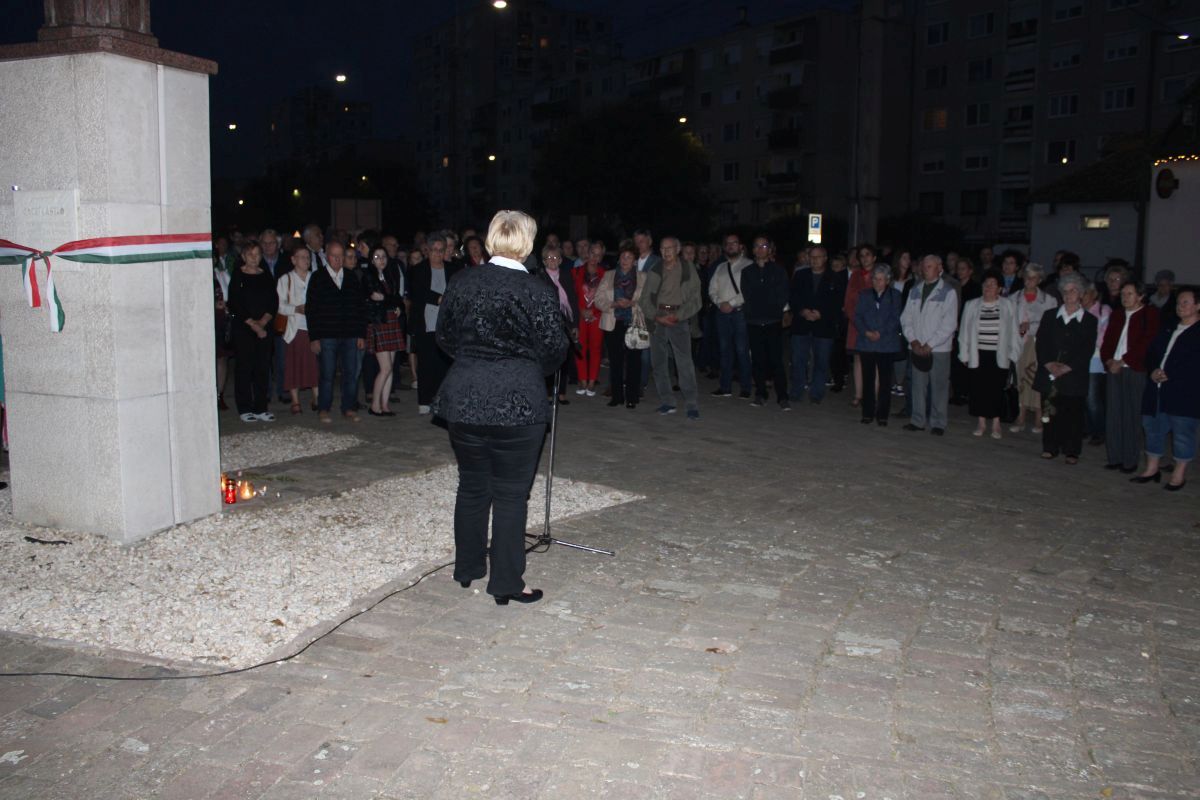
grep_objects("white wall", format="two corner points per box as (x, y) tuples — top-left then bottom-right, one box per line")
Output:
(1147, 162), (1200, 285)
(1029, 201), (1138, 277)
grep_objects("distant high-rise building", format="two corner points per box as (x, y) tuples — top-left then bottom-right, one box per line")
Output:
(411, 0), (618, 227)
(268, 86), (373, 166)
(909, 0), (1200, 246)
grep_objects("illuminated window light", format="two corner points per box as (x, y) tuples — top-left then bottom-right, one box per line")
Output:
(228, 123), (237, 131)
(1081, 215), (1110, 230)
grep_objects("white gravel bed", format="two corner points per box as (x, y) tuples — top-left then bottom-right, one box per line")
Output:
(0, 467), (640, 668)
(219, 428), (365, 473)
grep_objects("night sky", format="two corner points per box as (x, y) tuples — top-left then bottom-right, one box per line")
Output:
(4, 0), (849, 178)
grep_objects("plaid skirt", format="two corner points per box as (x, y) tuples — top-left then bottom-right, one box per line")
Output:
(368, 311), (406, 353)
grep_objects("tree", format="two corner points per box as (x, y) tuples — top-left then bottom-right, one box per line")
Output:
(532, 100), (713, 240)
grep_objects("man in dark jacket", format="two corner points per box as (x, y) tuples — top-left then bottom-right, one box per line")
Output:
(743, 236), (790, 409)
(306, 241), (368, 422)
(789, 245), (842, 404)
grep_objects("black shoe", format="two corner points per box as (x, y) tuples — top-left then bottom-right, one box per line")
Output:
(1165, 480), (1186, 492)
(829, 384), (844, 393)
(739, 391), (751, 399)
(607, 399), (621, 407)
(558, 397), (570, 405)
(860, 418), (872, 425)
(1089, 435), (1105, 446)
(458, 580), (472, 588)
(877, 419), (888, 427)
(711, 388), (733, 397)
(494, 589), (543, 605)
(673, 384), (681, 392)
(902, 423), (924, 432)
(931, 428), (945, 436)
(1104, 463), (1122, 470)
(626, 402), (637, 409)
(750, 397), (765, 407)
(1119, 466), (1137, 474)
(368, 409), (385, 417)
(779, 400), (791, 411)
(1130, 472), (1161, 484)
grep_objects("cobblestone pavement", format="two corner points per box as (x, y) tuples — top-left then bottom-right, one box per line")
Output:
(1, 375), (1198, 799)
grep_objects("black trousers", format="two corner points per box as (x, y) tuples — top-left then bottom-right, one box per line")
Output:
(415, 332), (452, 406)
(448, 422), (546, 597)
(748, 322), (788, 402)
(859, 351), (895, 422)
(1043, 395), (1085, 458)
(605, 324), (641, 404)
(831, 317), (849, 387)
(233, 325), (273, 414)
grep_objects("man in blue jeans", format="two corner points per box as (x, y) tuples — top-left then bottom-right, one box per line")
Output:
(305, 242), (368, 423)
(707, 233), (753, 398)
(788, 245), (842, 403)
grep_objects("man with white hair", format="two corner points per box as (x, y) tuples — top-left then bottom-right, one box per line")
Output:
(302, 224), (327, 272)
(639, 237), (702, 419)
(901, 254), (958, 435)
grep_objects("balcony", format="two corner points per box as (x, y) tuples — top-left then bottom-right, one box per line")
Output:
(999, 169), (1032, 186)
(530, 97), (569, 122)
(767, 128), (801, 149)
(998, 211), (1030, 240)
(760, 171), (802, 193)
(1002, 122), (1033, 141)
(1004, 67), (1036, 93)
(769, 42), (805, 66)
(766, 85), (804, 110)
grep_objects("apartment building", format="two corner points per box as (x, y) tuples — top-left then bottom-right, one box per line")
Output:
(910, 0), (1200, 246)
(410, 0), (617, 226)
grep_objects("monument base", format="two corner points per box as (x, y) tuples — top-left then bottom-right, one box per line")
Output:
(0, 49), (219, 544)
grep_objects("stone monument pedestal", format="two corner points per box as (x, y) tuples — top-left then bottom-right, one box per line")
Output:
(0, 30), (221, 543)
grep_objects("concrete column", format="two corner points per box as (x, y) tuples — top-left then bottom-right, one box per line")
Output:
(0, 39), (221, 543)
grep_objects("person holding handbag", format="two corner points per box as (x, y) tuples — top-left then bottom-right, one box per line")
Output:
(958, 270), (1017, 439)
(594, 241), (646, 409)
(1100, 280), (1160, 472)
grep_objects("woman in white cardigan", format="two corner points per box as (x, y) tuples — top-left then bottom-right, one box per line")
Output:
(593, 243), (647, 408)
(277, 247), (319, 413)
(1008, 262), (1058, 433)
(959, 271), (1018, 438)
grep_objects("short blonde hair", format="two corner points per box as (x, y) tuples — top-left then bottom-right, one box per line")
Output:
(485, 210), (537, 260)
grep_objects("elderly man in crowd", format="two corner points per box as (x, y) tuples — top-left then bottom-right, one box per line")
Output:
(901, 254), (959, 435)
(306, 241), (368, 424)
(640, 237), (702, 420)
(708, 233), (754, 399)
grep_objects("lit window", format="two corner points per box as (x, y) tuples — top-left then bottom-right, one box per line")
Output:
(922, 108), (949, 131)
(1082, 215), (1111, 229)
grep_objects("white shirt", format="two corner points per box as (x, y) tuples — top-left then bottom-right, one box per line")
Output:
(1113, 305), (1140, 362)
(1057, 305), (1084, 324)
(491, 255), (528, 273)
(637, 254), (649, 271)
(326, 265), (344, 289)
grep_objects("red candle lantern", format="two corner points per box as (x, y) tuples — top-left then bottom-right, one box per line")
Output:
(222, 475), (237, 505)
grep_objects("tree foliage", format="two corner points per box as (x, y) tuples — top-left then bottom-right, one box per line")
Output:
(532, 100), (713, 240)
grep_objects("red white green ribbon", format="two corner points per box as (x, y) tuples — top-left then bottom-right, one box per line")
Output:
(0, 234), (212, 332)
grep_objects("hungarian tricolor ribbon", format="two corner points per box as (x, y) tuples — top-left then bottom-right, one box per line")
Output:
(0, 233), (213, 332)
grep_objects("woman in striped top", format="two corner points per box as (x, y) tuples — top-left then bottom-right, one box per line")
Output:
(958, 271), (1017, 438)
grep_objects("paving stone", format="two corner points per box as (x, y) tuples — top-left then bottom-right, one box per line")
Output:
(0, 380), (1197, 796)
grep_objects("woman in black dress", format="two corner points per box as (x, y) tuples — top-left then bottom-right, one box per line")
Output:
(364, 246), (406, 416)
(227, 242), (279, 422)
(1034, 272), (1098, 464)
(432, 211), (568, 605)
(407, 239), (464, 414)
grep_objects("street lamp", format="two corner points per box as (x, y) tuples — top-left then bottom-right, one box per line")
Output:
(335, 74), (347, 83)
(487, 154), (497, 162)
(227, 123), (237, 131)
(678, 116), (688, 124)
(493, 0), (508, 8)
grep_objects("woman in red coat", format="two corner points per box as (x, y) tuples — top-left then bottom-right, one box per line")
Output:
(1100, 280), (1160, 472)
(573, 242), (606, 396)
(843, 244), (876, 408)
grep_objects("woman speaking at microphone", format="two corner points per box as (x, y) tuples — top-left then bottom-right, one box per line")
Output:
(432, 210), (569, 605)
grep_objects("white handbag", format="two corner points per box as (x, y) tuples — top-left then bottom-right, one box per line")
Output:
(625, 305), (651, 350)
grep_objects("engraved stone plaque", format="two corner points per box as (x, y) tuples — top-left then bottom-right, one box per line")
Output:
(13, 189), (80, 271)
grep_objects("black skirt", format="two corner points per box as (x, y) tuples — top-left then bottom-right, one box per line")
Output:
(968, 351), (1008, 419)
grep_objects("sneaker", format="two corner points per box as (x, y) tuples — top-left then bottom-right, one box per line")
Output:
(418, 404), (431, 415)
(239, 412), (257, 422)
(255, 412), (276, 422)
(575, 388), (587, 395)
(931, 427), (945, 436)
(585, 389), (596, 397)
(779, 400), (791, 411)
(686, 409), (700, 420)
(656, 404), (677, 415)
(711, 388), (733, 397)
(750, 397), (765, 407)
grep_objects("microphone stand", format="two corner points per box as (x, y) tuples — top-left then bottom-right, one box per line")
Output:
(526, 370), (615, 557)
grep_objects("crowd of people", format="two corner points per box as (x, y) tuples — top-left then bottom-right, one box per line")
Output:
(213, 223), (1198, 492)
